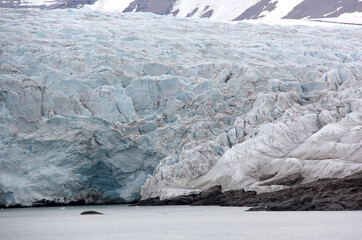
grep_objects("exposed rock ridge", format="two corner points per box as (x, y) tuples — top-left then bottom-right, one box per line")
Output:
(121, 0), (177, 15)
(137, 172), (362, 211)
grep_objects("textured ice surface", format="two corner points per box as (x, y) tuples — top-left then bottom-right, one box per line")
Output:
(0, 8), (361, 206)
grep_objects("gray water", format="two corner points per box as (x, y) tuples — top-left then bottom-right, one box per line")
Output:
(0, 205), (361, 240)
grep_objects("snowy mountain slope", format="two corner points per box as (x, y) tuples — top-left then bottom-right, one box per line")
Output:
(0, 8), (362, 206)
(2, 0), (361, 22)
(123, 0), (177, 15)
(98, 0), (362, 21)
(233, 0), (304, 21)
(284, 0), (362, 19)
(169, 0), (260, 20)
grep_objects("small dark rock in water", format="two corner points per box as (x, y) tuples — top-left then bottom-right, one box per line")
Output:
(80, 210), (103, 215)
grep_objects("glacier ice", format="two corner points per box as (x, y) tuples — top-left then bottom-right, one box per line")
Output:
(0, 8), (361, 206)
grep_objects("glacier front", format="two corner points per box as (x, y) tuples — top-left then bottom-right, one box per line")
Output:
(0, 8), (361, 206)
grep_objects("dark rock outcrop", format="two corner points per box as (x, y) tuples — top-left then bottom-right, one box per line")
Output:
(233, 0), (362, 20)
(284, 0), (362, 19)
(123, 0), (177, 15)
(200, 10), (213, 18)
(261, 173), (304, 186)
(233, 0), (278, 21)
(136, 172), (362, 211)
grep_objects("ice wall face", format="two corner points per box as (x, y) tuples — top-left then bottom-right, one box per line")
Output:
(0, 8), (362, 206)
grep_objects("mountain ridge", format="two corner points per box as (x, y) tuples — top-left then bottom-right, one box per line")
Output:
(1, 0), (361, 21)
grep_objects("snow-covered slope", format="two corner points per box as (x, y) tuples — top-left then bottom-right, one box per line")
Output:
(2, 0), (361, 22)
(169, 0), (260, 20)
(113, 0), (362, 21)
(233, 0), (304, 21)
(166, 0), (307, 21)
(0, 8), (361, 206)
(89, 0), (134, 12)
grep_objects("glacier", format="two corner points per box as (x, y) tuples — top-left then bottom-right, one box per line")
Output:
(0, 8), (361, 206)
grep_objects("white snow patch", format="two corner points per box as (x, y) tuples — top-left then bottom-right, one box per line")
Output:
(323, 6), (344, 17)
(257, 0), (304, 20)
(85, 0), (133, 12)
(310, 12), (362, 25)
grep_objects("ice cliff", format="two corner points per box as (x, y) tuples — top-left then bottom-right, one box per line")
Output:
(0, 8), (361, 206)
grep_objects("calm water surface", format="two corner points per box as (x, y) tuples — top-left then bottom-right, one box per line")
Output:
(0, 205), (361, 240)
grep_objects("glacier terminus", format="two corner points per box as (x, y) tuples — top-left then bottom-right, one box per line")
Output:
(0, 8), (361, 207)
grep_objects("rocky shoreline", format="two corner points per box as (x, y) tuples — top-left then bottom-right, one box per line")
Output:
(136, 172), (362, 211)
